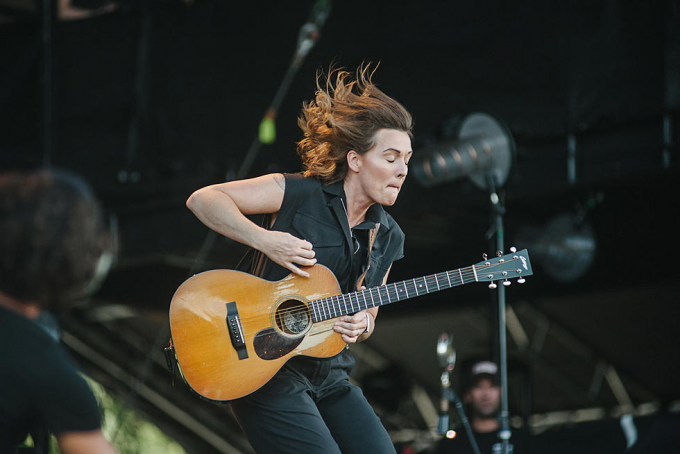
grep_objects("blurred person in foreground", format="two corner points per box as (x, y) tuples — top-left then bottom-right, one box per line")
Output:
(0, 168), (117, 454)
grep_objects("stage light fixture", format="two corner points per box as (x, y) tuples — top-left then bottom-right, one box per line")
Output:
(515, 213), (596, 283)
(412, 112), (515, 190)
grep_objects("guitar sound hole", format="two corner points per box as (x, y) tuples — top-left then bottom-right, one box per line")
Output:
(275, 299), (310, 335)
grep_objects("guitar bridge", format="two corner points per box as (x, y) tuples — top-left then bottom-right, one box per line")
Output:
(226, 302), (248, 360)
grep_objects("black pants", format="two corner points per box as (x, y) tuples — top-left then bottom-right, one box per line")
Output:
(230, 354), (396, 454)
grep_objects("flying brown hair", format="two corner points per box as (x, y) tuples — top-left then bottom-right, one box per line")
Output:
(296, 62), (414, 183)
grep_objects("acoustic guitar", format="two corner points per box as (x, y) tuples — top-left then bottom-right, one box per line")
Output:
(168, 249), (532, 401)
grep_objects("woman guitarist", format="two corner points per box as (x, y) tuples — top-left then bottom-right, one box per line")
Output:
(186, 62), (413, 454)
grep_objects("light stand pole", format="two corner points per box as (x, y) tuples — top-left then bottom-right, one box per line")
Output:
(413, 112), (516, 454)
(485, 174), (512, 454)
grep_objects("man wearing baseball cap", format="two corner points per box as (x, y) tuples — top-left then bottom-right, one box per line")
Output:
(434, 359), (530, 453)
(465, 360), (503, 434)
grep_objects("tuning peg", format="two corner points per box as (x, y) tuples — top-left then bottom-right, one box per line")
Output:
(510, 247), (517, 253)
(489, 282), (497, 289)
(517, 277), (526, 284)
(496, 251), (502, 257)
(482, 253), (488, 261)
(503, 279), (511, 287)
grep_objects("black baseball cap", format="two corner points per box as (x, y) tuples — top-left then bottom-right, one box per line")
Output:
(463, 360), (500, 390)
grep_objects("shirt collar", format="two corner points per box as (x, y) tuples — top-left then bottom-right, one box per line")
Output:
(322, 180), (390, 230)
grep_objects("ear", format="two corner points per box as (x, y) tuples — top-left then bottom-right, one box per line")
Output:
(346, 150), (362, 173)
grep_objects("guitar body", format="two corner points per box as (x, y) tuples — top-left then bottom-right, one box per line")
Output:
(169, 264), (346, 402)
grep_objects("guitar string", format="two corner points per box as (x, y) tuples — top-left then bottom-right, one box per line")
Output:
(223, 270), (483, 343)
(234, 267), (481, 327)
(225, 259), (524, 339)
(231, 259), (521, 329)
(226, 272), (525, 344)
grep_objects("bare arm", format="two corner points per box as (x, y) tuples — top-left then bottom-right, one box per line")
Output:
(186, 173), (316, 277)
(57, 429), (118, 454)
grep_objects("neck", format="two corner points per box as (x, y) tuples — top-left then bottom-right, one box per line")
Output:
(0, 291), (41, 320)
(472, 416), (500, 433)
(342, 179), (371, 228)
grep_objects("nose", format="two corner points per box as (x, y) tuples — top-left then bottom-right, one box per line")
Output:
(397, 159), (408, 178)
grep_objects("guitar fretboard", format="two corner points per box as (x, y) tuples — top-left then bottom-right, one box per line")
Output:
(309, 265), (478, 323)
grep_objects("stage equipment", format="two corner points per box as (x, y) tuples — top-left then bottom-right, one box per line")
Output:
(436, 333), (481, 454)
(414, 112), (517, 454)
(237, 0), (332, 180)
(411, 112), (514, 190)
(515, 212), (596, 283)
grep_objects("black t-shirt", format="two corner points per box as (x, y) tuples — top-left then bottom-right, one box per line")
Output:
(434, 428), (532, 454)
(0, 306), (101, 451)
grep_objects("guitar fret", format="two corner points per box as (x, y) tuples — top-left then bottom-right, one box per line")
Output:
(446, 271), (452, 288)
(396, 283), (402, 300)
(434, 274), (440, 291)
(351, 292), (358, 312)
(369, 288), (376, 307)
(386, 285), (393, 304)
(342, 294), (349, 315)
(403, 281), (409, 299)
(361, 291), (368, 310)
(376, 287), (384, 306)
(312, 302), (319, 322)
(459, 268), (464, 285)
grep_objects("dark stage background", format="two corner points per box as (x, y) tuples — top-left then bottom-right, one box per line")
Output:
(1, 1), (679, 452)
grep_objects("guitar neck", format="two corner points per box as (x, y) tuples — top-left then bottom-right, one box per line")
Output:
(310, 265), (478, 323)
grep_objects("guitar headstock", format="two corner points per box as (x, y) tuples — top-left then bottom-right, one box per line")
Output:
(474, 248), (533, 288)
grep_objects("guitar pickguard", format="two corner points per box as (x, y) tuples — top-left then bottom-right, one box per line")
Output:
(253, 328), (304, 360)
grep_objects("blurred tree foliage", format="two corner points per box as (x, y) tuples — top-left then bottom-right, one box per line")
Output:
(87, 376), (187, 454)
(20, 376), (187, 454)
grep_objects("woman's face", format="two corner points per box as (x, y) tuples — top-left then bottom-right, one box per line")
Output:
(354, 129), (412, 206)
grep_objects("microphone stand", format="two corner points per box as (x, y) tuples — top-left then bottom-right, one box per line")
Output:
(235, 0), (331, 181)
(484, 173), (512, 454)
(437, 334), (481, 454)
(440, 374), (482, 454)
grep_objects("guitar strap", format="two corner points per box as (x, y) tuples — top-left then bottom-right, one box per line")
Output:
(235, 213), (274, 278)
(355, 223), (380, 290)
(250, 213), (274, 277)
